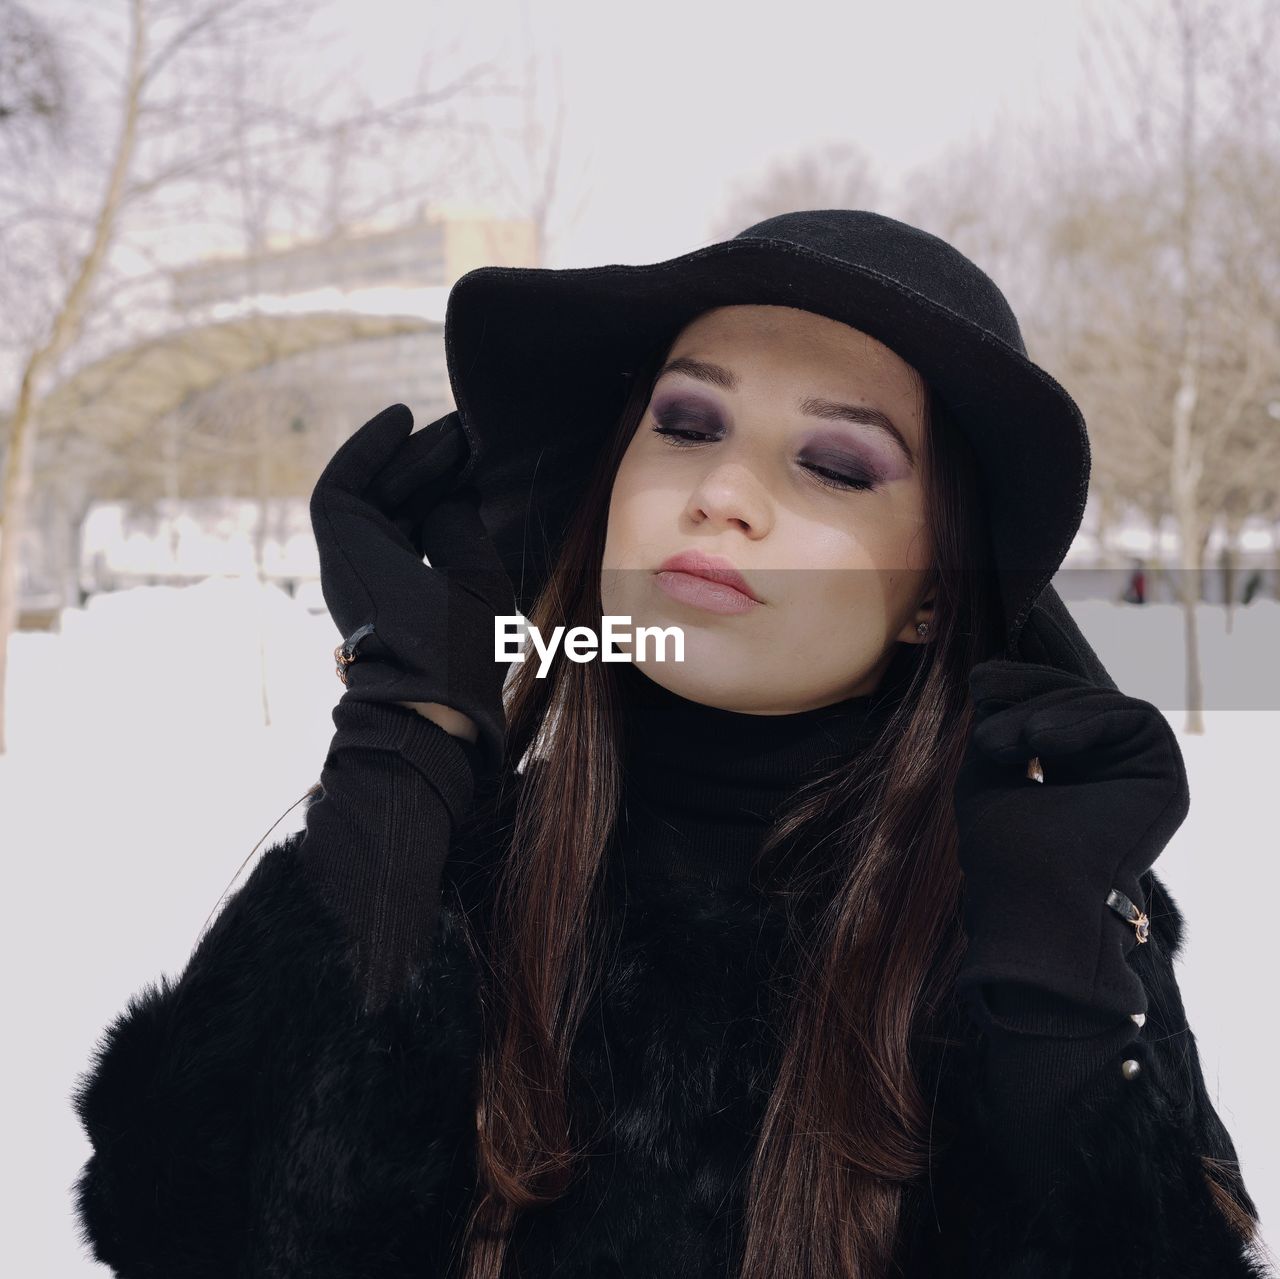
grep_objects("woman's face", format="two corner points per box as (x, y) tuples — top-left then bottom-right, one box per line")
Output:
(600, 304), (934, 715)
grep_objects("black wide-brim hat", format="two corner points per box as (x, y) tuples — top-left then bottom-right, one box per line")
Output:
(443, 208), (1115, 689)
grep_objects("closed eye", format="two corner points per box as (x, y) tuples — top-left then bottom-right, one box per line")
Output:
(805, 463), (876, 493)
(650, 424), (876, 492)
(651, 425), (713, 446)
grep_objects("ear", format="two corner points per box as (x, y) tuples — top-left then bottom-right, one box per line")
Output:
(896, 591), (936, 645)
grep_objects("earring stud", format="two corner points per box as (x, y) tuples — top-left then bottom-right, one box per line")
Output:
(916, 622), (929, 637)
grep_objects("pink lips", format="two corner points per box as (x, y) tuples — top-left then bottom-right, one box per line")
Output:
(653, 550), (763, 615)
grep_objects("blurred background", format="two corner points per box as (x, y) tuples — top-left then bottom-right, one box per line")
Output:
(1, 0), (1276, 1271)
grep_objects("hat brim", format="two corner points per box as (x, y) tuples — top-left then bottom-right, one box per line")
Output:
(443, 236), (1090, 653)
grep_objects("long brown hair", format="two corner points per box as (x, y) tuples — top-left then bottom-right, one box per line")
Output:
(452, 329), (1004, 1278)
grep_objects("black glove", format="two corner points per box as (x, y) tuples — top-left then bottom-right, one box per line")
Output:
(952, 658), (1190, 1019)
(309, 403), (517, 778)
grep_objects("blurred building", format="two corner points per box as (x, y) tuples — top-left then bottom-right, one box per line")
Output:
(24, 209), (537, 619)
(78, 497), (320, 606)
(166, 207), (538, 435)
(171, 213), (536, 310)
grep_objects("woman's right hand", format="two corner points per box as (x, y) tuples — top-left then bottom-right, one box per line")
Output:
(309, 403), (518, 778)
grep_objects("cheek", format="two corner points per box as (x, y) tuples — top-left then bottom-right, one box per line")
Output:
(760, 525), (872, 632)
(771, 509), (926, 633)
(601, 463), (665, 612)
(603, 453), (671, 566)
(602, 480), (643, 570)
(817, 491), (931, 581)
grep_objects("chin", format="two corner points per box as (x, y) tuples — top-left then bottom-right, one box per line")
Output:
(629, 654), (760, 712)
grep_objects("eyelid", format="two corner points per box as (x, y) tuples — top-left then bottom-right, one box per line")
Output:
(651, 395), (725, 426)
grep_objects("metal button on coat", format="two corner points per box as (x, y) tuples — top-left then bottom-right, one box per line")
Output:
(1121, 1058), (1142, 1081)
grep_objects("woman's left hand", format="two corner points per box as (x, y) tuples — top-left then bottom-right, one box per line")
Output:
(952, 658), (1190, 1019)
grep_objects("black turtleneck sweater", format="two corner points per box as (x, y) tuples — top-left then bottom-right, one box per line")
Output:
(610, 656), (888, 889)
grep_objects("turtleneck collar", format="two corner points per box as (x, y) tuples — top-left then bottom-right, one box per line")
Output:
(610, 658), (892, 891)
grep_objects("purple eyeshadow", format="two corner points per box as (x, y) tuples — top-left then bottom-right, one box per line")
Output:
(650, 389), (724, 427)
(802, 428), (904, 482)
(649, 388), (907, 484)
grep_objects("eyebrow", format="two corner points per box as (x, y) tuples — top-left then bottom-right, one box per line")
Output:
(655, 355), (916, 469)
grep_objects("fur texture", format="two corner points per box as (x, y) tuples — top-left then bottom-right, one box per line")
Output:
(72, 834), (1270, 1277)
(502, 860), (795, 1274)
(71, 832), (483, 1277)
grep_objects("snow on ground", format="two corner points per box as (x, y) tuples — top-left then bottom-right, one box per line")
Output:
(3, 579), (1276, 1273)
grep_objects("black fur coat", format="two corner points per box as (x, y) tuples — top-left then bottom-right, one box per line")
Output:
(71, 783), (1268, 1278)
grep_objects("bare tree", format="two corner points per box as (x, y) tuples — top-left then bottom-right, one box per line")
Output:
(0, 0), (68, 160)
(0, 0), (521, 752)
(0, 0), (146, 754)
(1039, 0), (1280, 730)
(455, 0), (587, 266)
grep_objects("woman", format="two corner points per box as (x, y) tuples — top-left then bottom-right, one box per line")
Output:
(71, 210), (1267, 1278)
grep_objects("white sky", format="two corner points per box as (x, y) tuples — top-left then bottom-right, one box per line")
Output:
(311, 0), (1096, 267)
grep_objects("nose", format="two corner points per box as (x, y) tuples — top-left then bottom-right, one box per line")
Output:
(684, 460), (773, 537)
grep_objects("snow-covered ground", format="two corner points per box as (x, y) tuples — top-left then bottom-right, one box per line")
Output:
(4, 579), (1276, 1273)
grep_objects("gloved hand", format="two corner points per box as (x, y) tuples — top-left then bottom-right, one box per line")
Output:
(952, 658), (1190, 1019)
(310, 403), (517, 778)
